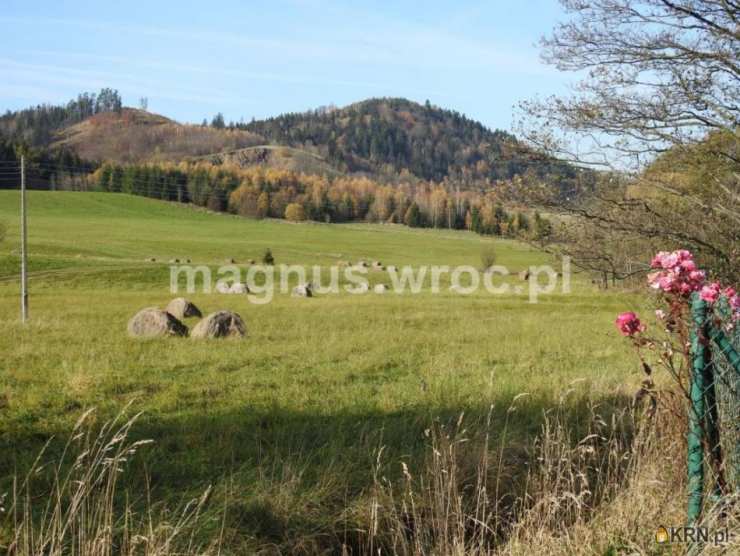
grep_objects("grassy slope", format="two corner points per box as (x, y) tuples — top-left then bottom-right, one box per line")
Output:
(0, 191), (644, 552)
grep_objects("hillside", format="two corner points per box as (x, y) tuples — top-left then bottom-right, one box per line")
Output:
(0, 93), (582, 190)
(190, 144), (344, 177)
(52, 108), (263, 164)
(244, 98), (578, 185)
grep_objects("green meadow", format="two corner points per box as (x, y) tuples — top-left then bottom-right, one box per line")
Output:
(0, 191), (644, 552)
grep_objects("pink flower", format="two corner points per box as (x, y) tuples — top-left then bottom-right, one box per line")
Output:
(655, 309), (666, 320)
(646, 250), (705, 297)
(700, 282), (722, 304)
(662, 252), (679, 269)
(616, 312), (645, 337)
(679, 259), (696, 272)
(657, 273), (677, 292)
(651, 252), (669, 269)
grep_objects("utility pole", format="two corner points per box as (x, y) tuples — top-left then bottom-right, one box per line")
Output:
(20, 155), (28, 323)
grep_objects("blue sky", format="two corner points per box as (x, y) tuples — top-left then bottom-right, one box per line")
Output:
(0, 0), (573, 130)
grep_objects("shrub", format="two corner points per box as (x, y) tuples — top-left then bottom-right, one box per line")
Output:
(480, 246), (496, 271)
(284, 203), (306, 222)
(262, 248), (274, 265)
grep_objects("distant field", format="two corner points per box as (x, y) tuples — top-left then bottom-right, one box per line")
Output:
(0, 191), (644, 553)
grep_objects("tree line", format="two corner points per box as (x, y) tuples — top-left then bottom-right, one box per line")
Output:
(0, 88), (122, 147)
(91, 161), (551, 240)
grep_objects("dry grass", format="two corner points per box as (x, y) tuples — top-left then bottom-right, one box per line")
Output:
(1, 406), (220, 556)
(361, 393), (739, 556)
(3, 396), (738, 555)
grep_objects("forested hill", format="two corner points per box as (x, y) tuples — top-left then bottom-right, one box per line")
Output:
(0, 92), (582, 192)
(244, 98), (576, 185)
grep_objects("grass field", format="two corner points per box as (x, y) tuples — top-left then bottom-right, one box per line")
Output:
(0, 191), (646, 553)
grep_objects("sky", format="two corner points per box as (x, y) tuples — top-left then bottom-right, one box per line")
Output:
(0, 0), (574, 131)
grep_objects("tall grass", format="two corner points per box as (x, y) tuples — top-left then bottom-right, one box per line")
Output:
(2, 407), (219, 556)
(362, 394), (739, 555)
(5, 396), (738, 554)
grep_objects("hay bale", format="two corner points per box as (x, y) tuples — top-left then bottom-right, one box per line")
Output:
(191, 311), (246, 339)
(351, 282), (369, 293)
(215, 282), (232, 294)
(127, 307), (188, 338)
(518, 270), (530, 281)
(169, 258), (180, 264)
(145, 257), (157, 262)
(372, 260), (383, 268)
(373, 284), (389, 293)
(165, 298), (202, 319)
(248, 259), (256, 265)
(356, 260), (368, 267)
(386, 265), (397, 272)
(185, 258), (192, 263)
(229, 283), (250, 294)
(224, 258), (236, 264)
(292, 283), (313, 297)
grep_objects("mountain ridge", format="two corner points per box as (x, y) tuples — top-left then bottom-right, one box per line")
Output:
(0, 93), (579, 190)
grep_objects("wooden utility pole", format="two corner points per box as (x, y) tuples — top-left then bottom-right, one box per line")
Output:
(20, 155), (28, 322)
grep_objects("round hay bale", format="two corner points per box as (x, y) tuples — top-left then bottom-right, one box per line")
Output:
(215, 282), (232, 294)
(229, 283), (250, 294)
(145, 257), (157, 262)
(374, 284), (389, 293)
(351, 282), (369, 294)
(292, 283), (313, 297)
(372, 260), (383, 268)
(169, 258), (180, 264)
(356, 260), (368, 267)
(518, 270), (530, 281)
(127, 307), (188, 338)
(386, 265), (397, 272)
(165, 298), (202, 319)
(185, 258), (192, 263)
(191, 311), (246, 339)
(225, 258), (236, 264)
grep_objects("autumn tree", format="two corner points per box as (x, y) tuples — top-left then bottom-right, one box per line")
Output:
(256, 191), (270, 218)
(285, 203), (306, 222)
(519, 0), (739, 283)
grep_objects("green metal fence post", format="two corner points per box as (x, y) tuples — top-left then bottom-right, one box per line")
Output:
(707, 320), (740, 493)
(688, 293), (708, 524)
(708, 325), (740, 374)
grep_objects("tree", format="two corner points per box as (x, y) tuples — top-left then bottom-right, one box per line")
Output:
(403, 202), (422, 227)
(262, 248), (275, 265)
(96, 164), (112, 191)
(532, 212), (552, 243)
(211, 113), (225, 129)
(256, 191), (270, 218)
(95, 88), (122, 113)
(139, 97), (149, 111)
(284, 202), (306, 222)
(519, 0), (739, 283)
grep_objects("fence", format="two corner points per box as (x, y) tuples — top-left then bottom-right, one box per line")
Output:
(688, 292), (740, 524)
